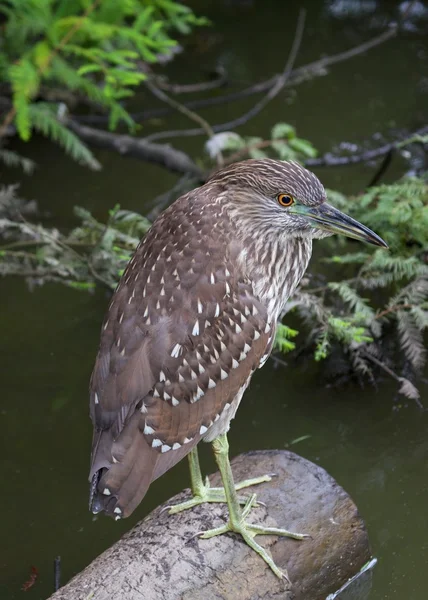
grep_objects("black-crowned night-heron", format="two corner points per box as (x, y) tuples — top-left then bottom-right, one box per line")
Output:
(89, 159), (386, 579)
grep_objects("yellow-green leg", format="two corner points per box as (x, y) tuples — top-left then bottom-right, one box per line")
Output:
(198, 433), (307, 580)
(168, 445), (272, 514)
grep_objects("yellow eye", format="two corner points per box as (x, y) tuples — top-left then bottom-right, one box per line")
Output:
(278, 193), (294, 207)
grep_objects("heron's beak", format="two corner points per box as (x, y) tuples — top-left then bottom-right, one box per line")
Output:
(288, 202), (388, 247)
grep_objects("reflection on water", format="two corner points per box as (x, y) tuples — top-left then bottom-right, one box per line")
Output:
(0, 1), (427, 598)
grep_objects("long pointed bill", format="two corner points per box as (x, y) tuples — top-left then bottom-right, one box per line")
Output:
(289, 202), (388, 247)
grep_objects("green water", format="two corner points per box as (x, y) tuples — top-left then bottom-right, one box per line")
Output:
(1, 1), (427, 598)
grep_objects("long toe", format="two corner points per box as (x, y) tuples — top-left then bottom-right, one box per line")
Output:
(197, 517), (306, 579)
(168, 488), (258, 514)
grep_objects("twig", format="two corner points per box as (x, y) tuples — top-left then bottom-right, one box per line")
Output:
(0, 0), (102, 138)
(375, 304), (414, 320)
(145, 79), (224, 166)
(154, 67), (227, 94)
(367, 148), (394, 187)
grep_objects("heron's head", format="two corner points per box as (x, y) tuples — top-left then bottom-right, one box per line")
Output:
(209, 159), (387, 247)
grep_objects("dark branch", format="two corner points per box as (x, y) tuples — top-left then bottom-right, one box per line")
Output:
(367, 149), (394, 187)
(67, 120), (204, 178)
(154, 66), (228, 94)
(145, 78), (224, 165)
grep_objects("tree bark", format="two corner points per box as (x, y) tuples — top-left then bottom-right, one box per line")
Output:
(49, 450), (372, 600)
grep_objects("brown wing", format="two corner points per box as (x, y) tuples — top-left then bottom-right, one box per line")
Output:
(89, 192), (274, 518)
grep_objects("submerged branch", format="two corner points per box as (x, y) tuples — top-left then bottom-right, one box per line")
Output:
(305, 126), (428, 168)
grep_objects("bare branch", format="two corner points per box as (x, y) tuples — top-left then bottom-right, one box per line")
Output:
(145, 78), (224, 166)
(142, 21), (399, 142)
(144, 9), (306, 143)
(67, 120), (203, 178)
(154, 66), (227, 94)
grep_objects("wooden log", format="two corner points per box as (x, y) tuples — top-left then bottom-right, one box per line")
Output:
(49, 450), (372, 600)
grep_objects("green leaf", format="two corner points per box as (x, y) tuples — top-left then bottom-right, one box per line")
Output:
(271, 122), (296, 140)
(77, 64), (104, 76)
(288, 137), (317, 158)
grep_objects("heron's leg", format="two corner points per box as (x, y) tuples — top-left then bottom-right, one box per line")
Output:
(198, 433), (307, 580)
(168, 446), (271, 515)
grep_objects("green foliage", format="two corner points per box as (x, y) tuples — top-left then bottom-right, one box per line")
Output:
(285, 175), (428, 401)
(29, 103), (101, 169)
(0, 0), (207, 163)
(274, 323), (299, 353)
(220, 122), (318, 162)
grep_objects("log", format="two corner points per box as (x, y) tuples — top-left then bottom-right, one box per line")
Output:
(49, 450), (372, 600)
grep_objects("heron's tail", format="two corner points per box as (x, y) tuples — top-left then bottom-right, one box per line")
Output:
(89, 413), (158, 519)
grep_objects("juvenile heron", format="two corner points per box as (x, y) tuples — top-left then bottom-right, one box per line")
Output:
(89, 159), (386, 579)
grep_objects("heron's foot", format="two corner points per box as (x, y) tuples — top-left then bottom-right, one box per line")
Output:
(199, 495), (308, 580)
(168, 474), (272, 515)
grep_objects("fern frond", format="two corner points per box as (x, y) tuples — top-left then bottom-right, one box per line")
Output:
(9, 58), (40, 140)
(363, 251), (426, 281)
(398, 378), (420, 401)
(274, 323), (299, 354)
(0, 148), (35, 174)
(28, 104), (101, 170)
(328, 282), (375, 322)
(396, 311), (426, 371)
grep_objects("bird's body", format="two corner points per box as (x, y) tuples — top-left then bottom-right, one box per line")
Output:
(89, 159), (386, 578)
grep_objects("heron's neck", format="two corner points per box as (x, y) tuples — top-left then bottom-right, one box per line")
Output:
(237, 230), (313, 322)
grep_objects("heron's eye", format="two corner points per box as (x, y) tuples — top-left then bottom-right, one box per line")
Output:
(277, 193), (294, 207)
